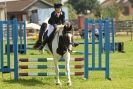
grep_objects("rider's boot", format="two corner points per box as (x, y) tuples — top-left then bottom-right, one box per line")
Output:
(33, 23), (47, 49)
(33, 40), (42, 49)
(38, 35), (49, 50)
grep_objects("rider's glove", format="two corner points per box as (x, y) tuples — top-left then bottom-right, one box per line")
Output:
(53, 24), (57, 29)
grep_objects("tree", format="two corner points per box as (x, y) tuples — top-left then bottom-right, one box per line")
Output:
(65, 3), (77, 20)
(68, 0), (100, 15)
(129, 0), (133, 5)
(100, 0), (123, 19)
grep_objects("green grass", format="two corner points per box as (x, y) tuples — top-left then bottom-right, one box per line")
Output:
(0, 35), (133, 89)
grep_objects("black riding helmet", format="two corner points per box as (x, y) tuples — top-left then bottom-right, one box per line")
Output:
(54, 3), (63, 8)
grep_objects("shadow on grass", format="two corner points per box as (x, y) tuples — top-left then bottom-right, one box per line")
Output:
(3, 78), (51, 86)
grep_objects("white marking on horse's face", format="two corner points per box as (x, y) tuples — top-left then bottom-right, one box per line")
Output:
(68, 33), (73, 50)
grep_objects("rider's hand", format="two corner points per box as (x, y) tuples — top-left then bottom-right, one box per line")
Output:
(53, 24), (57, 29)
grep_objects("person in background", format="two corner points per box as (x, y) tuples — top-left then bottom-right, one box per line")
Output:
(95, 28), (99, 40)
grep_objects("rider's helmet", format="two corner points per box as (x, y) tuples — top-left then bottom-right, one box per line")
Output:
(54, 3), (63, 13)
(54, 3), (63, 8)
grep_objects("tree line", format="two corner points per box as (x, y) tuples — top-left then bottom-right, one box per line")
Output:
(46, 0), (132, 19)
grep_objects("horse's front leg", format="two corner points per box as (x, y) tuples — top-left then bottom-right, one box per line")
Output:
(53, 58), (61, 85)
(64, 52), (71, 86)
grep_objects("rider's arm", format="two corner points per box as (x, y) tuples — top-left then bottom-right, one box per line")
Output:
(61, 11), (65, 24)
(48, 11), (55, 25)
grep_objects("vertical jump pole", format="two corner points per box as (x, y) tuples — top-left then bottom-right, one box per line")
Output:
(23, 21), (27, 54)
(98, 19), (103, 68)
(105, 20), (111, 80)
(6, 21), (11, 70)
(84, 18), (89, 79)
(13, 19), (18, 80)
(19, 22), (23, 52)
(91, 20), (95, 69)
(111, 18), (115, 52)
(0, 21), (3, 71)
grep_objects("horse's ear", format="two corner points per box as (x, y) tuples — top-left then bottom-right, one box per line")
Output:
(64, 25), (67, 30)
(68, 25), (72, 31)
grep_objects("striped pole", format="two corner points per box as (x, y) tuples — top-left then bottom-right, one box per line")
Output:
(19, 58), (84, 62)
(19, 65), (84, 69)
(19, 72), (84, 76)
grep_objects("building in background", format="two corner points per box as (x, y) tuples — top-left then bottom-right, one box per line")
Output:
(0, 0), (53, 23)
(0, 5), (5, 20)
(0, 0), (69, 39)
(38, 7), (68, 25)
(0, 0), (69, 24)
(101, 0), (133, 16)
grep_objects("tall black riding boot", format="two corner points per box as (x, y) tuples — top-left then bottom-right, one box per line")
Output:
(33, 23), (47, 49)
(33, 40), (42, 49)
(38, 36), (49, 50)
(38, 23), (47, 41)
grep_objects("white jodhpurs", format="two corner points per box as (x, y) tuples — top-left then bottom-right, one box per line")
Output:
(47, 24), (54, 37)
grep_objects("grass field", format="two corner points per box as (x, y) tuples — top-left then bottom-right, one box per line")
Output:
(0, 35), (133, 89)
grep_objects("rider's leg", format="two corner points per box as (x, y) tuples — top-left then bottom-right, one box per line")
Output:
(38, 23), (47, 41)
(38, 24), (55, 50)
(33, 23), (47, 49)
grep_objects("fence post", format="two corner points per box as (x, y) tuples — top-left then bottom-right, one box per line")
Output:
(13, 19), (19, 80)
(23, 21), (27, 54)
(84, 18), (89, 79)
(0, 21), (3, 71)
(105, 20), (110, 79)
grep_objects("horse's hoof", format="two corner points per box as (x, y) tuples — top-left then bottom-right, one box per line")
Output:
(67, 82), (72, 86)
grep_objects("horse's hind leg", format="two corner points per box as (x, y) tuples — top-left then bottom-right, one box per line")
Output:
(64, 52), (72, 86)
(53, 58), (61, 85)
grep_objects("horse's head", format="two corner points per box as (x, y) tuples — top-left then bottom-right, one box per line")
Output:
(63, 24), (72, 34)
(55, 22), (73, 37)
(55, 22), (73, 55)
(62, 23), (73, 51)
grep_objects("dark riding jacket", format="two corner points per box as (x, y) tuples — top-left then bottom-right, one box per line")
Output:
(48, 11), (65, 25)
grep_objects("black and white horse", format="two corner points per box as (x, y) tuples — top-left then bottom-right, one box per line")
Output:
(44, 24), (73, 86)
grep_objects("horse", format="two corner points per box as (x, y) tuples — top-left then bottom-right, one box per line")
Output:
(43, 23), (73, 86)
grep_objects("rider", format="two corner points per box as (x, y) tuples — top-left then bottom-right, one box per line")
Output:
(33, 3), (65, 50)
